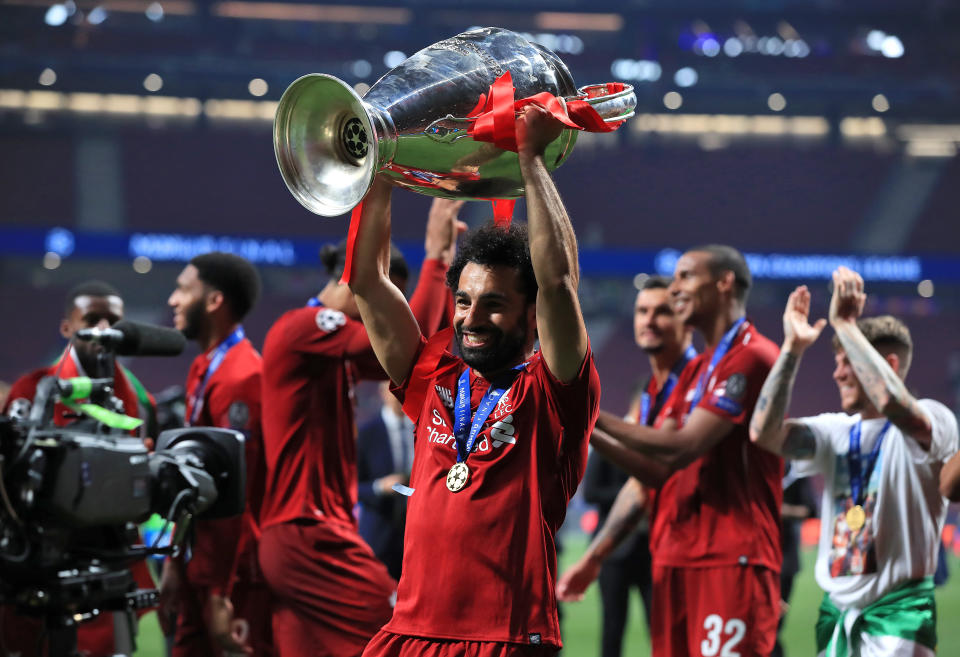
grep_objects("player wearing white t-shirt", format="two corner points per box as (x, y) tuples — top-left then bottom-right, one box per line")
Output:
(749, 267), (959, 657)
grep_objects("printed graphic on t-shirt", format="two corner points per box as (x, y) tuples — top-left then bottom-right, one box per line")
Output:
(829, 452), (883, 577)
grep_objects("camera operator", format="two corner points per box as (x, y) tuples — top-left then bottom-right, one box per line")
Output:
(1, 280), (158, 657)
(162, 253), (272, 657)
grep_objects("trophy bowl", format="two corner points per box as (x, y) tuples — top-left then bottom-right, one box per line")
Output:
(274, 27), (635, 217)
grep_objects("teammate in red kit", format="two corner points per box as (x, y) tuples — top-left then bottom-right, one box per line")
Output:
(1, 280), (157, 657)
(591, 245), (782, 657)
(3, 281), (154, 433)
(348, 105), (600, 657)
(257, 198), (463, 657)
(161, 252), (272, 657)
(557, 275), (696, 657)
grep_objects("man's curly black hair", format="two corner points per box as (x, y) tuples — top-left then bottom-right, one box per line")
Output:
(446, 221), (537, 304)
(189, 252), (261, 321)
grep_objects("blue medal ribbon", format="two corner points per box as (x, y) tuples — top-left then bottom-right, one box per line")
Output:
(188, 325), (245, 426)
(688, 317), (746, 412)
(453, 365), (525, 464)
(640, 344), (698, 426)
(306, 297), (322, 307)
(848, 419), (891, 505)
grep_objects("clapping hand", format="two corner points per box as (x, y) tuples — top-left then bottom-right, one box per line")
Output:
(783, 285), (827, 354)
(828, 266), (866, 327)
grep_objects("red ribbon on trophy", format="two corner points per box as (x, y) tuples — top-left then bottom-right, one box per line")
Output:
(339, 201), (365, 285)
(467, 72), (626, 223)
(340, 73), (629, 283)
(466, 71), (626, 152)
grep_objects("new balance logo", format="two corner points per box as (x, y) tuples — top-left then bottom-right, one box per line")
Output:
(491, 414), (516, 448)
(435, 385), (454, 409)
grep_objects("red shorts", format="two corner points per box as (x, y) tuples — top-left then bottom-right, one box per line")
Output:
(362, 630), (559, 657)
(650, 563), (779, 657)
(259, 520), (396, 657)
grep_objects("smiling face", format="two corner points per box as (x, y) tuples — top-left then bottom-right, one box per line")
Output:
(669, 251), (723, 329)
(167, 265), (209, 340)
(61, 294), (124, 374)
(833, 348), (867, 413)
(453, 262), (536, 378)
(634, 286), (685, 355)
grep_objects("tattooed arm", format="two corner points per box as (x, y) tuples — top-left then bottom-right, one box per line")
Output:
(749, 286), (825, 458)
(557, 477), (646, 602)
(749, 352), (817, 458)
(829, 267), (932, 450)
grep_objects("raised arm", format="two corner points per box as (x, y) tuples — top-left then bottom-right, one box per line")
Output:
(516, 105), (588, 383)
(557, 477), (646, 602)
(829, 267), (932, 449)
(749, 285), (825, 458)
(348, 177), (424, 384)
(408, 198), (466, 336)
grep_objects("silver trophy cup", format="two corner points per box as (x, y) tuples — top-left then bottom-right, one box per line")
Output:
(274, 27), (636, 217)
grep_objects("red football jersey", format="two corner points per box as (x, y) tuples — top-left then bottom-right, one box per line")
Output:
(183, 336), (264, 593)
(258, 258), (451, 530)
(259, 307), (385, 529)
(4, 347), (141, 429)
(649, 321), (783, 572)
(385, 342), (601, 647)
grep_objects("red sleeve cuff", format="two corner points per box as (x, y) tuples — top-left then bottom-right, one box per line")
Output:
(421, 257), (449, 277)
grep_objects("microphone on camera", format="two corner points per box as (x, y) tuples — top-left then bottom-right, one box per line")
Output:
(76, 320), (186, 357)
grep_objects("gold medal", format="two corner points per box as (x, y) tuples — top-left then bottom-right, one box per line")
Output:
(846, 504), (866, 531)
(446, 462), (470, 493)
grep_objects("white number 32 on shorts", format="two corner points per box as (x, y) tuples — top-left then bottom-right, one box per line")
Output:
(701, 614), (746, 657)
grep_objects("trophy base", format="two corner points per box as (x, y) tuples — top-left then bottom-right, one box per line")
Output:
(274, 74), (381, 217)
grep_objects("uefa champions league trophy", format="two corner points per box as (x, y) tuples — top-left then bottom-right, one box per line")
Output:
(273, 26), (636, 217)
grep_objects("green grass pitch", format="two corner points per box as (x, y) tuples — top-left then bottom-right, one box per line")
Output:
(131, 541), (960, 656)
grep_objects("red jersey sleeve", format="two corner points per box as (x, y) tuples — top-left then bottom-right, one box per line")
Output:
(207, 370), (261, 434)
(390, 330), (459, 426)
(535, 346), (601, 455)
(697, 336), (778, 425)
(280, 306), (386, 379)
(2, 370), (45, 414)
(408, 258), (452, 337)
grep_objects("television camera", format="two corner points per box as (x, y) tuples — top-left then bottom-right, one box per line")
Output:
(0, 320), (246, 655)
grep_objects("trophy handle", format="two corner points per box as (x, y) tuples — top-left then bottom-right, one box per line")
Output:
(571, 83), (637, 123)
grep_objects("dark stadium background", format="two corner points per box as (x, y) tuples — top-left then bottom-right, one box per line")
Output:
(1, 0), (959, 654)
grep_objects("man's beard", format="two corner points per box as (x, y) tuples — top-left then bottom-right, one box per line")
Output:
(456, 316), (529, 377)
(180, 298), (207, 341)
